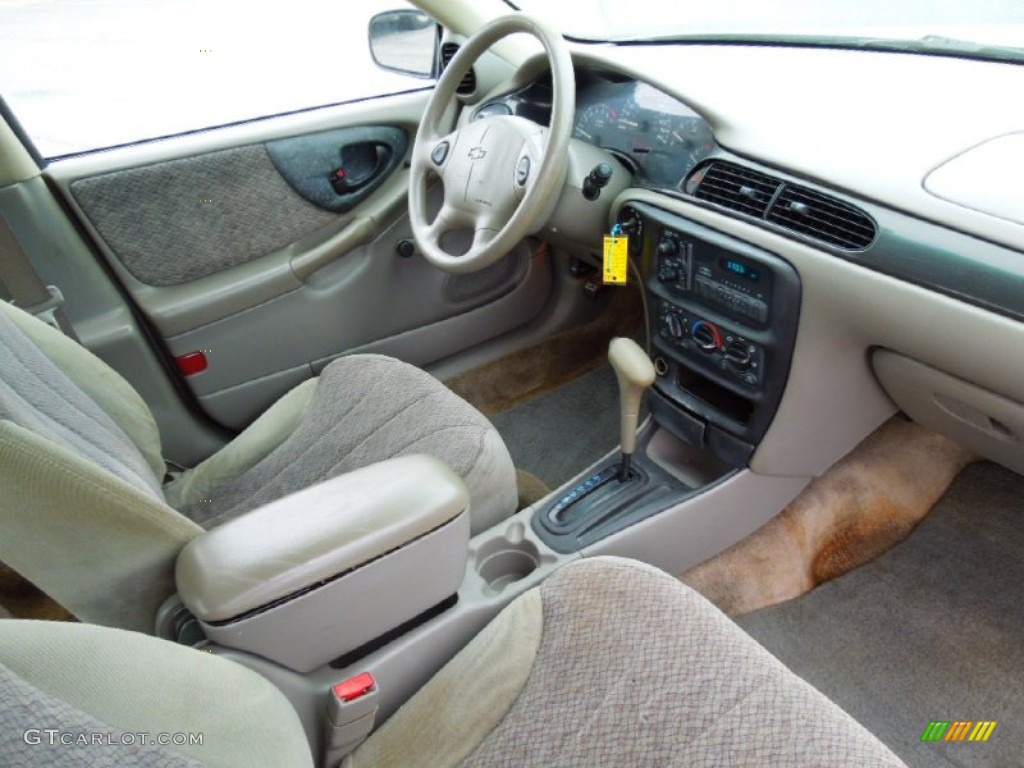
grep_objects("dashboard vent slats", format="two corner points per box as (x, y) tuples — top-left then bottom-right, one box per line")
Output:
(767, 186), (876, 249)
(692, 162), (780, 218)
(440, 43), (476, 95)
(687, 160), (877, 250)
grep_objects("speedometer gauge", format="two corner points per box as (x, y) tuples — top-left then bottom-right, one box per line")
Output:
(574, 103), (618, 145)
(654, 115), (713, 166)
(615, 99), (644, 133)
(653, 114), (686, 148)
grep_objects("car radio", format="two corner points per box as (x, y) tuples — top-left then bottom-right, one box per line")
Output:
(655, 228), (773, 327)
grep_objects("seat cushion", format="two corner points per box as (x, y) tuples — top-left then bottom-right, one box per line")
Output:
(0, 620), (312, 768)
(354, 557), (906, 767)
(177, 354), (517, 535)
(0, 301), (162, 497)
(1, 660), (200, 767)
(0, 303), (199, 631)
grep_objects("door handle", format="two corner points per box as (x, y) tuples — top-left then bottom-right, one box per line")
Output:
(330, 142), (393, 195)
(266, 125), (408, 214)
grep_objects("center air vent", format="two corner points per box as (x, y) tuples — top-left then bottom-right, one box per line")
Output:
(686, 160), (877, 250)
(767, 186), (876, 249)
(688, 162), (780, 218)
(440, 43), (476, 96)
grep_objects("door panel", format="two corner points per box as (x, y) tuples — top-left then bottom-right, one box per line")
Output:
(71, 143), (339, 286)
(48, 92), (552, 430)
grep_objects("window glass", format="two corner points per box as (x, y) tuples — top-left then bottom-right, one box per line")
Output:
(506, 0), (1024, 61)
(0, 0), (435, 159)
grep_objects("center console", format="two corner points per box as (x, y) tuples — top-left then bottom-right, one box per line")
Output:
(532, 201), (801, 553)
(618, 202), (801, 466)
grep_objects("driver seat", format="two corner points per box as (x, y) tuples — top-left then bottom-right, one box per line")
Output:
(0, 300), (518, 631)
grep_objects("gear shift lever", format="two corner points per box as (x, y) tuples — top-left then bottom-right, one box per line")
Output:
(608, 338), (656, 481)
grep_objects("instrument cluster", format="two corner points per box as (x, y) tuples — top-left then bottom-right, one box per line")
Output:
(472, 68), (715, 188)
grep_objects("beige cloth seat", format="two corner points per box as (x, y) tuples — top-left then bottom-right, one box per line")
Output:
(0, 301), (517, 631)
(0, 558), (906, 767)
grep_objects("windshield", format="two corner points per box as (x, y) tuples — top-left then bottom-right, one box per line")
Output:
(504, 0), (1024, 62)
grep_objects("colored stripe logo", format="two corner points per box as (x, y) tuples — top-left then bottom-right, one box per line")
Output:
(921, 721), (997, 742)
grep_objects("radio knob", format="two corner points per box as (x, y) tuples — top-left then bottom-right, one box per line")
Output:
(658, 268), (679, 283)
(657, 238), (677, 257)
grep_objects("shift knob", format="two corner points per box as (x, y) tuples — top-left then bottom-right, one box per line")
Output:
(608, 337), (656, 456)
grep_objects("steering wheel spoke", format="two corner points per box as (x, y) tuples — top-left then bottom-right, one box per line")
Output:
(471, 226), (499, 254)
(426, 202), (465, 243)
(408, 13), (574, 275)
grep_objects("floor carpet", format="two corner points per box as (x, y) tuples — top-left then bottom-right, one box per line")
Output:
(490, 364), (621, 491)
(736, 461), (1024, 768)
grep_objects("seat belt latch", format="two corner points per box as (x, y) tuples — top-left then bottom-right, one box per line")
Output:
(20, 284), (68, 333)
(324, 671), (379, 767)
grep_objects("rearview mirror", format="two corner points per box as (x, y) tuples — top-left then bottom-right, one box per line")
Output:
(368, 10), (438, 78)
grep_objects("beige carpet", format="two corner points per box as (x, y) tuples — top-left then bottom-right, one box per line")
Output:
(682, 416), (978, 616)
(445, 284), (643, 417)
(515, 469), (552, 510)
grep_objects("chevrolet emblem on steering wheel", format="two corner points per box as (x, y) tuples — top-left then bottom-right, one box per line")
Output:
(468, 146), (487, 160)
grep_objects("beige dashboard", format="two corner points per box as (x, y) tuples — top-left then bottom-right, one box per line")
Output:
(574, 43), (1024, 253)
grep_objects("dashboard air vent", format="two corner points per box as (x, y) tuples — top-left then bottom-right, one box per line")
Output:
(687, 160), (877, 250)
(690, 161), (780, 218)
(440, 43), (476, 95)
(767, 186), (877, 249)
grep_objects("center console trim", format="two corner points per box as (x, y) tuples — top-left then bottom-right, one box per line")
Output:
(619, 200), (802, 464)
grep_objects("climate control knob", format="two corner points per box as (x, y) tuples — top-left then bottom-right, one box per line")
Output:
(725, 340), (754, 371)
(691, 321), (721, 352)
(665, 313), (684, 339)
(657, 238), (677, 257)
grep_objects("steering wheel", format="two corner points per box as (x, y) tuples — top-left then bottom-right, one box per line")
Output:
(409, 14), (575, 274)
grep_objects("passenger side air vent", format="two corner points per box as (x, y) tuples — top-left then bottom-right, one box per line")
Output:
(440, 42), (476, 96)
(767, 186), (877, 249)
(689, 161), (780, 218)
(686, 161), (877, 250)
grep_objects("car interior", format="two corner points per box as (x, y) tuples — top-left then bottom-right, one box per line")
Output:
(1, 0), (1022, 766)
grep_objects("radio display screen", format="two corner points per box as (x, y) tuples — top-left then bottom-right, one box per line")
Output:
(719, 257), (761, 282)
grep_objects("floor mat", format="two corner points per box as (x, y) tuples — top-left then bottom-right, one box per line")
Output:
(490, 365), (620, 490)
(736, 461), (1024, 768)
(682, 417), (976, 616)
(444, 284), (643, 417)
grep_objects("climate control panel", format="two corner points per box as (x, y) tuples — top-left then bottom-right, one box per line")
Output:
(656, 300), (764, 389)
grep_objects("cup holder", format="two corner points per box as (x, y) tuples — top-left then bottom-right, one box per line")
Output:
(475, 531), (541, 596)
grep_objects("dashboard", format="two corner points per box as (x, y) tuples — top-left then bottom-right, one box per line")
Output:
(468, 43), (1024, 482)
(472, 68), (715, 187)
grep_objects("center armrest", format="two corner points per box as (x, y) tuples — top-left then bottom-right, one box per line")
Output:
(176, 454), (470, 672)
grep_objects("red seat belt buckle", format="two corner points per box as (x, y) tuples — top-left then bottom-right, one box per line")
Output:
(332, 672), (376, 703)
(175, 351), (208, 376)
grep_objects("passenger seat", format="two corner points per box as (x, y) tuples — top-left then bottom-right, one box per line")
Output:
(0, 557), (906, 767)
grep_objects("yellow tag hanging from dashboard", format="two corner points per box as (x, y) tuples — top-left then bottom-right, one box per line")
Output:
(602, 226), (629, 285)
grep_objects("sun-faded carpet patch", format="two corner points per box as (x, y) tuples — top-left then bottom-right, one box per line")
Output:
(682, 416), (977, 616)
